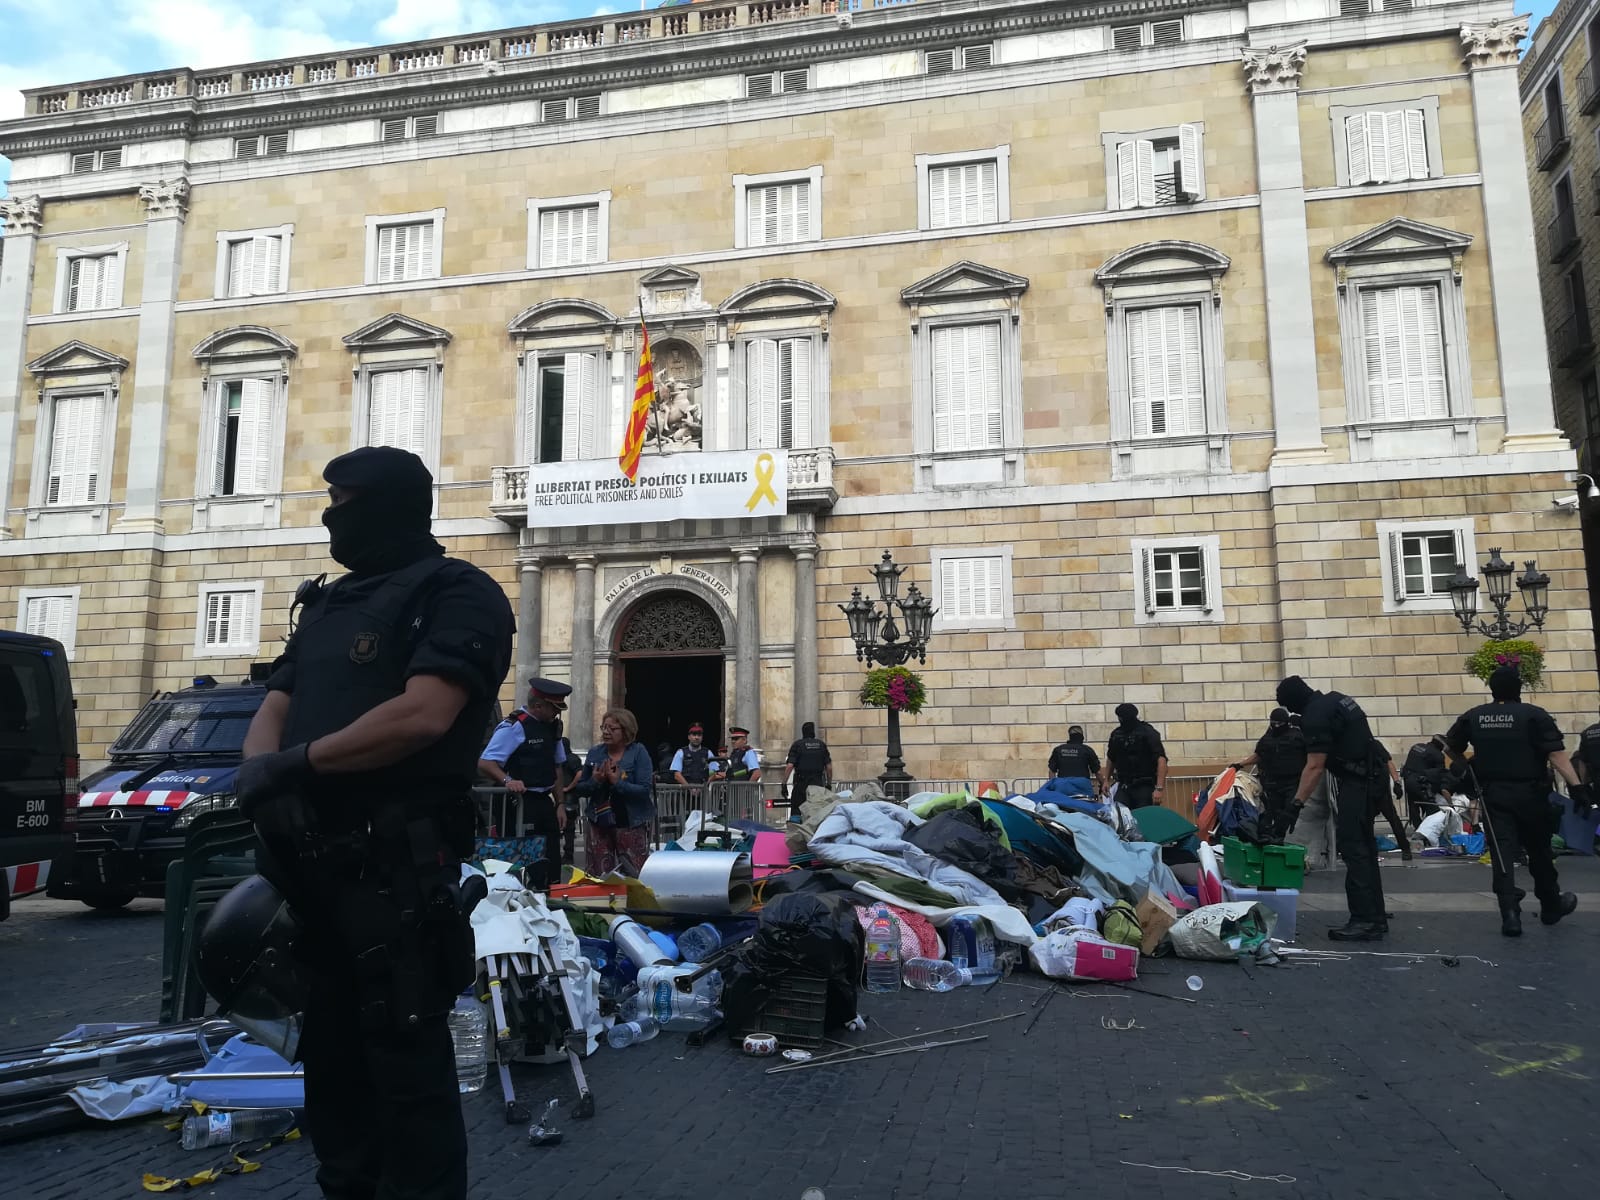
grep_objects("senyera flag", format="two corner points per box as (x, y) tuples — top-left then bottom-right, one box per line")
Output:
(619, 318), (656, 481)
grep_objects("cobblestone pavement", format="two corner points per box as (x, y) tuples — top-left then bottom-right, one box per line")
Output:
(4, 855), (1597, 1199)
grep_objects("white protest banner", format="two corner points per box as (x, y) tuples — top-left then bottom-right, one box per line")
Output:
(525, 448), (788, 529)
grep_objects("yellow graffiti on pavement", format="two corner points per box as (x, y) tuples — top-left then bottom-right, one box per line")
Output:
(1179, 1074), (1328, 1112)
(1476, 1042), (1589, 1081)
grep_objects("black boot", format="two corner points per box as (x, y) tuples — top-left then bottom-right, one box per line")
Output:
(1540, 893), (1578, 926)
(1328, 921), (1387, 942)
(1499, 898), (1522, 938)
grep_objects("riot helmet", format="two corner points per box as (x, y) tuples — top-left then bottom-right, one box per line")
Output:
(195, 874), (311, 1062)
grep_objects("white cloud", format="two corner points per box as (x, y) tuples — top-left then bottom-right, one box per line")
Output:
(113, 0), (347, 69)
(0, 49), (128, 121)
(376, 1), (515, 43)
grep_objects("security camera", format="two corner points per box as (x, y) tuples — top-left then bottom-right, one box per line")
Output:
(1554, 494), (1581, 510)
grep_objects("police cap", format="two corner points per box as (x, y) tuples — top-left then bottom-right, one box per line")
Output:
(527, 677), (572, 708)
(730, 725), (750, 737)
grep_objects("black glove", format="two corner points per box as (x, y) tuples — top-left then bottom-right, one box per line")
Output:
(1570, 783), (1596, 817)
(1229, 763), (1242, 771)
(1284, 801), (1305, 834)
(236, 744), (313, 819)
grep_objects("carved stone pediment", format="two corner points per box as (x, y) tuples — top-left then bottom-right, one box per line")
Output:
(27, 340), (129, 378)
(192, 325), (298, 364)
(507, 298), (618, 336)
(900, 260), (1029, 305)
(342, 312), (453, 349)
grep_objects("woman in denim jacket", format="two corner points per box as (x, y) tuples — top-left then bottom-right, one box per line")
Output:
(573, 707), (656, 876)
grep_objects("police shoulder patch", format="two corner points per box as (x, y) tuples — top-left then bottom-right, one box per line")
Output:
(350, 631), (380, 663)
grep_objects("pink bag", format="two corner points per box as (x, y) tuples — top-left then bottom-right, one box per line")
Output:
(853, 905), (944, 960)
(1029, 926), (1139, 982)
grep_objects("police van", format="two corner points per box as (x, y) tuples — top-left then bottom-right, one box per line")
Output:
(0, 631), (78, 923)
(48, 672), (268, 910)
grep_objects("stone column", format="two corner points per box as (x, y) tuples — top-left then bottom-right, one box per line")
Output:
(1462, 18), (1570, 453)
(570, 556), (597, 747)
(793, 544), (819, 732)
(516, 558), (544, 689)
(1242, 45), (1329, 465)
(734, 547), (761, 739)
(0, 195), (43, 539)
(117, 178), (189, 532)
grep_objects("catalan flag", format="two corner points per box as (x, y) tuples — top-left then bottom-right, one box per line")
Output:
(618, 318), (656, 482)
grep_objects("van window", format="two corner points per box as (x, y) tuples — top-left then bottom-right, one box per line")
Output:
(0, 650), (62, 754)
(112, 693), (264, 756)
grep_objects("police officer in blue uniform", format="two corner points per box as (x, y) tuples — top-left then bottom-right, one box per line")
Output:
(1445, 664), (1589, 936)
(670, 722), (719, 791)
(235, 447), (514, 1200)
(478, 678), (571, 888)
(1275, 675), (1386, 942)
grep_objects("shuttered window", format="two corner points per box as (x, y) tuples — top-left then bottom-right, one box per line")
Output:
(1345, 109), (1428, 185)
(65, 254), (119, 312)
(211, 379), (274, 497)
(202, 590), (256, 652)
(1142, 547), (1209, 612)
(1360, 285), (1448, 422)
(1116, 125), (1202, 208)
(23, 594), (76, 651)
(1126, 305), (1205, 438)
(538, 205), (600, 267)
(526, 353), (601, 463)
(1389, 529), (1462, 601)
(375, 221), (436, 282)
(367, 368), (430, 455)
(938, 556), (1006, 623)
(745, 181), (811, 246)
(745, 338), (812, 450)
(225, 235), (285, 297)
(927, 160), (997, 228)
(931, 323), (1003, 453)
(45, 393), (105, 507)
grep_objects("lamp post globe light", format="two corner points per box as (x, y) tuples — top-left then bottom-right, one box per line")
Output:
(839, 551), (935, 787)
(1446, 547), (1551, 640)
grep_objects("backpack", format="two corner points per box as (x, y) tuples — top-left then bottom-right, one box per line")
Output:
(1101, 900), (1143, 949)
(1109, 725), (1158, 781)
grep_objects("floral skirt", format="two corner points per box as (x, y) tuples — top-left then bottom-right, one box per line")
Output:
(587, 822), (651, 877)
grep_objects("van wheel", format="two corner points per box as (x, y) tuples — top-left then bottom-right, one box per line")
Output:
(81, 891), (136, 911)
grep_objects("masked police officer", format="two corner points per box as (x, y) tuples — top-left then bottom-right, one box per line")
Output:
(1047, 725), (1101, 797)
(1575, 712), (1600, 790)
(477, 677), (571, 889)
(783, 722), (833, 814)
(1101, 704), (1168, 809)
(671, 722), (719, 791)
(1233, 707), (1306, 841)
(1445, 664), (1589, 936)
(235, 447), (514, 1200)
(1275, 676), (1386, 942)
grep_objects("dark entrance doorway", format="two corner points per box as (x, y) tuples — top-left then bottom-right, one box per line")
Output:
(613, 591), (726, 775)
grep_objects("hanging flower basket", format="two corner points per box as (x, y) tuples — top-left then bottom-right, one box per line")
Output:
(859, 666), (927, 715)
(1464, 638), (1544, 692)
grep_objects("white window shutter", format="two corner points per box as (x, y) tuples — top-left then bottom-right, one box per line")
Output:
(250, 235), (275, 295)
(931, 327), (953, 450)
(402, 369), (429, 455)
(1404, 286), (1448, 419)
(559, 354), (599, 460)
(786, 338), (812, 449)
(747, 340), (779, 449)
(227, 241), (251, 297)
(978, 322), (1002, 447)
(582, 205), (599, 261)
(1199, 551), (1214, 612)
(1346, 114), (1371, 185)
(523, 358), (542, 461)
(234, 379), (274, 493)
(977, 160), (997, 223)
(1141, 548), (1156, 613)
(48, 394), (102, 506)
(211, 385), (231, 496)
(1126, 308), (1151, 436)
(1403, 108), (1427, 179)
(1366, 112), (1392, 183)
(412, 222), (434, 279)
(1114, 142), (1137, 210)
(930, 166), (951, 227)
(1178, 123), (1202, 200)
(578, 353), (600, 458)
(1383, 110), (1410, 183)
(1135, 140), (1157, 208)
(367, 371), (395, 446)
(939, 559), (959, 618)
(1389, 532), (1408, 601)
(542, 208), (564, 266)
(791, 182), (810, 241)
(376, 226), (398, 283)
(1179, 305), (1205, 436)
(25, 596), (71, 643)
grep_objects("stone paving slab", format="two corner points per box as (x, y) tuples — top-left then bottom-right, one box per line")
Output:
(3, 857), (1597, 1199)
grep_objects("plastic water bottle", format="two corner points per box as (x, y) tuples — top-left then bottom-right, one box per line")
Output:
(180, 1109), (295, 1150)
(862, 903), (902, 994)
(676, 922), (722, 963)
(902, 957), (972, 992)
(606, 1017), (660, 1048)
(448, 991), (489, 1094)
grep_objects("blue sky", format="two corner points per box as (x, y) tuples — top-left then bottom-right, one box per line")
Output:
(0, 1), (1563, 192)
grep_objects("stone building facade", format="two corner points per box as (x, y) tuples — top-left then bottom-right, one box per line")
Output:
(0, 0), (1594, 782)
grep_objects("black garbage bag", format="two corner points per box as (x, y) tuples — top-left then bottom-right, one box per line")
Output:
(721, 892), (864, 1033)
(906, 805), (1024, 901)
(759, 867), (868, 897)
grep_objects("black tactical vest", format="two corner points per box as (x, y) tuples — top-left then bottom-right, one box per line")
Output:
(791, 737), (829, 777)
(1108, 724), (1158, 783)
(1050, 742), (1096, 780)
(281, 557), (492, 811)
(1579, 723), (1600, 776)
(1255, 728), (1307, 786)
(679, 744), (711, 784)
(505, 710), (562, 790)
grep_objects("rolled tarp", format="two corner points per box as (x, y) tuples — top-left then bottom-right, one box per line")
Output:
(637, 850), (753, 914)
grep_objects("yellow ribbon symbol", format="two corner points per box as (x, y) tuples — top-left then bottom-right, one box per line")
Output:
(745, 452), (780, 512)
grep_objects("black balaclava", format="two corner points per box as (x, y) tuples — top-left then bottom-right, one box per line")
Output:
(1068, 724), (1085, 743)
(802, 722), (816, 737)
(1114, 703), (1139, 728)
(1489, 664), (1523, 702)
(1269, 706), (1290, 730)
(321, 446), (443, 577)
(1276, 676), (1314, 714)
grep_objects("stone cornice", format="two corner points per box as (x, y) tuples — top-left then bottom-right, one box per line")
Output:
(0, 0), (1233, 156)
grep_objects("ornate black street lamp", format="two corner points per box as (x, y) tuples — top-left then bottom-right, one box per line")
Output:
(839, 551), (935, 787)
(1446, 547), (1550, 639)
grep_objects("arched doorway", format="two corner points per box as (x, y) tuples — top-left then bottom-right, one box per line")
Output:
(613, 590), (726, 771)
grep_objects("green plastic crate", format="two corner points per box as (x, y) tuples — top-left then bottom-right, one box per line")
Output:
(1261, 843), (1307, 889)
(1220, 836), (1264, 886)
